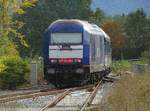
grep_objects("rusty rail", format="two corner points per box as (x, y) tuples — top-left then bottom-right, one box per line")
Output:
(0, 84), (93, 103)
(0, 90), (40, 99)
(38, 81), (102, 111)
(80, 80), (103, 111)
(0, 89), (65, 103)
(40, 89), (71, 111)
(39, 84), (94, 111)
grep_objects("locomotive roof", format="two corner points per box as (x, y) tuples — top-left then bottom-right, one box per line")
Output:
(48, 19), (110, 40)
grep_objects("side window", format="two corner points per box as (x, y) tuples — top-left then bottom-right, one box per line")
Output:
(99, 36), (102, 55)
(95, 35), (100, 58)
(104, 38), (107, 55)
(94, 35), (99, 59)
(90, 35), (95, 61)
(99, 36), (103, 63)
(94, 35), (98, 61)
(108, 42), (111, 53)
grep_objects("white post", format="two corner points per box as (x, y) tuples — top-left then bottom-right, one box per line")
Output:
(31, 62), (38, 86)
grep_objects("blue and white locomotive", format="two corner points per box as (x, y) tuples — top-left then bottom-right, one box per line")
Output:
(43, 19), (111, 87)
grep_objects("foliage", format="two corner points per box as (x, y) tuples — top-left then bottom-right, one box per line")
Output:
(0, 0), (36, 90)
(123, 9), (150, 59)
(112, 60), (131, 73)
(112, 60), (147, 73)
(106, 73), (150, 111)
(90, 8), (105, 25)
(0, 56), (30, 89)
(101, 10), (150, 60)
(0, 0), (37, 56)
(102, 20), (125, 59)
(0, 40), (19, 56)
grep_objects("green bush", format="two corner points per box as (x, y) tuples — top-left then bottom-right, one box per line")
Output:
(0, 56), (30, 89)
(112, 60), (147, 73)
(112, 60), (131, 73)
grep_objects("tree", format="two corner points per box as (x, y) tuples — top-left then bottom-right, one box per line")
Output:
(123, 9), (149, 59)
(90, 8), (105, 25)
(0, 0), (36, 56)
(14, 0), (93, 57)
(102, 20), (125, 59)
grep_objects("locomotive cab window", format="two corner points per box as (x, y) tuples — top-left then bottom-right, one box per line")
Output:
(50, 33), (82, 45)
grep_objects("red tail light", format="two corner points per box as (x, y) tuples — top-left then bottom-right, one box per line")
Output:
(59, 58), (73, 64)
(67, 58), (73, 63)
(58, 59), (64, 64)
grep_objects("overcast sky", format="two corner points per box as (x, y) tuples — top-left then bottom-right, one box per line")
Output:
(91, 0), (150, 16)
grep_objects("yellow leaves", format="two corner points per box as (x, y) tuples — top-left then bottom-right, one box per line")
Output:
(102, 20), (125, 49)
(0, 64), (6, 73)
(0, 40), (19, 56)
(0, 56), (9, 73)
(18, 34), (29, 48)
(21, 0), (37, 8)
(8, 25), (29, 47)
(16, 8), (26, 15)
(13, 0), (37, 15)
(0, 0), (37, 50)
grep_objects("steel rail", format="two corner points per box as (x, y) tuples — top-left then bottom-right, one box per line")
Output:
(0, 90), (41, 99)
(80, 80), (103, 111)
(0, 87), (60, 99)
(39, 84), (94, 111)
(0, 89), (65, 103)
(40, 89), (71, 111)
(0, 84), (93, 103)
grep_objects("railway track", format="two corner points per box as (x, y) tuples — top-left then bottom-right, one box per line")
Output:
(80, 80), (102, 111)
(0, 84), (93, 104)
(0, 88), (64, 103)
(0, 76), (115, 111)
(39, 80), (103, 111)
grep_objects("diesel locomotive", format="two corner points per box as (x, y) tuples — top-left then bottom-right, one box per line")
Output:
(43, 19), (111, 87)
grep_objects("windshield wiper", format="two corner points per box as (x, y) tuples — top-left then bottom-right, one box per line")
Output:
(51, 38), (62, 49)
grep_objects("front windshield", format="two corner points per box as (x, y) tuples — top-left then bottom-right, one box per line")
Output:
(51, 33), (82, 44)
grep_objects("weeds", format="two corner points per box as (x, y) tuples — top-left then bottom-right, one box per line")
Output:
(112, 60), (147, 73)
(106, 71), (150, 111)
(112, 60), (131, 73)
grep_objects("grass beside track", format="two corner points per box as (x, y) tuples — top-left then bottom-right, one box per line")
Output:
(105, 66), (150, 111)
(111, 59), (148, 73)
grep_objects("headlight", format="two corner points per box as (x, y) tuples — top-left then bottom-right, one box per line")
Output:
(74, 58), (82, 63)
(50, 59), (57, 63)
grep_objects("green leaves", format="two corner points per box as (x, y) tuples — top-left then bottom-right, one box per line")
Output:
(0, 56), (29, 89)
(123, 9), (149, 59)
(0, 0), (37, 56)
